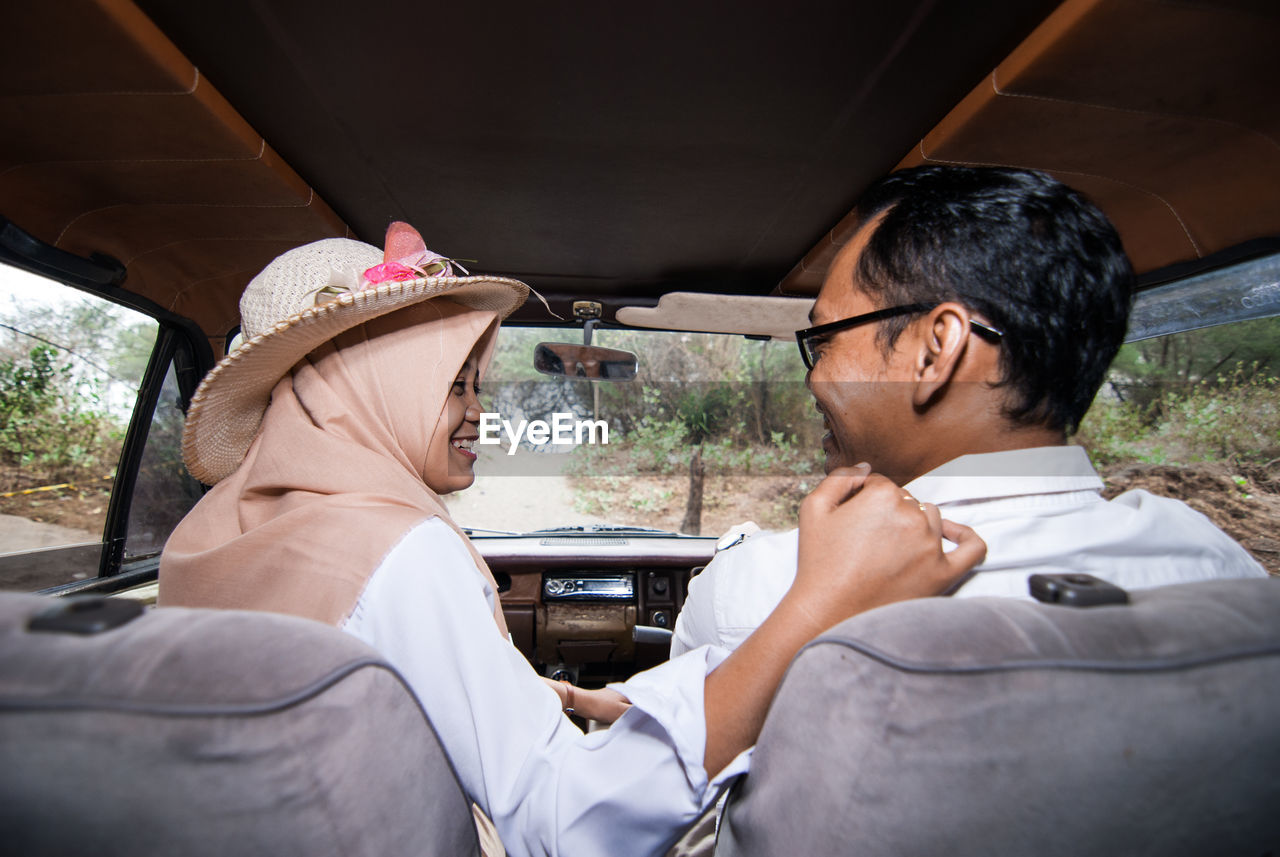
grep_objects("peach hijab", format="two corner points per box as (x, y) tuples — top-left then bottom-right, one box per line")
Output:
(159, 298), (509, 635)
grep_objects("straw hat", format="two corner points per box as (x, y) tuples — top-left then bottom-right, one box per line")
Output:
(182, 222), (529, 485)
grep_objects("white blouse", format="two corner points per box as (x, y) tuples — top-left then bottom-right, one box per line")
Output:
(343, 517), (746, 857)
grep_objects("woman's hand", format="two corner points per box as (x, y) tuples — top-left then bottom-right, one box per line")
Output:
(542, 677), (632, 725)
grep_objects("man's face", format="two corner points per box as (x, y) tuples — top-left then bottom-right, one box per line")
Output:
(805, 221), (920, 481)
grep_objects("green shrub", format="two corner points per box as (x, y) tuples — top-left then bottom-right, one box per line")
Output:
(0, 345), (122, 484)
(566, 416), (824, 480)
(1077, 362), (1280, 470)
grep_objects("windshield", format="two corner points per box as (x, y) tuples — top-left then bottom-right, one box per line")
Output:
(441, 327), (823, 537)
(450, 315), (1279, 567)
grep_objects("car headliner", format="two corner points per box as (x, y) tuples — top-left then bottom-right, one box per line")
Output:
(2, 0), (1278, 356)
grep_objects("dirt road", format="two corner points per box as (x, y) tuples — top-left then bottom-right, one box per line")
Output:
(0, 514), (95, 554)
(438, 448), (607, 531)
(442, 474), (605, 532)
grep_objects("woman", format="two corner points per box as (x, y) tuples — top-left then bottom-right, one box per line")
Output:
(160, 223), (984, 857)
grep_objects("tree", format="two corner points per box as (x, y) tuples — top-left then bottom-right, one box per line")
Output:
(1108, 317), (1280, 414)
(0, 279), (155, 485)
(0, 344), (120, 484)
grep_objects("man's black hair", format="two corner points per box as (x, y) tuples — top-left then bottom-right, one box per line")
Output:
(853, 165), (1133, 434)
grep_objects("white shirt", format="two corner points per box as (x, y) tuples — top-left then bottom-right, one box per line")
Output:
(342, 517), (747, 857)
(673, 446), (1267, 656)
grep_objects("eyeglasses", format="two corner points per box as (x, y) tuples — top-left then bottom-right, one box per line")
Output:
(794, 302), (1004, 370)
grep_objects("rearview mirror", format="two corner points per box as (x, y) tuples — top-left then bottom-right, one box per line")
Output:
(534, 343), (638, 381)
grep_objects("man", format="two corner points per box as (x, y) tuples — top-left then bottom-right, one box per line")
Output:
(673, 165), (1265, 656)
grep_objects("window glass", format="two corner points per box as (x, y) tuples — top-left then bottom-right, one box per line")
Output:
(453, 318), (1278, 580)
(0, 264), (157, 589)
(1075, 316), (1280, 574)
(125, 359), (204, 560)
(444, 326), (824, 537)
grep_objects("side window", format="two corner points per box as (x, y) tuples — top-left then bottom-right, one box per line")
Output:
(124, 360), (204, 561)
(1076, 316), (1280, 575)
(0, 265), (161, 589)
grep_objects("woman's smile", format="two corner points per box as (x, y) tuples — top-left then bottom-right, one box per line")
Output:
(451, 433), (478, 462)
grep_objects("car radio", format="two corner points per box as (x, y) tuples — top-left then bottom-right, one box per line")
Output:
(542, 573), (635, 601)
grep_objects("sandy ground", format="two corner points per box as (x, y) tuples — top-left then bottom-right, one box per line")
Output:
(441, 450), (608, 532)
(0, 513), (95, 553)
(0, 514), (98, 591)
(442, 474), (607, 532)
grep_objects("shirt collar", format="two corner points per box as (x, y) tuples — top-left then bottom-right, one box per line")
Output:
(904, 445), (1103, 506)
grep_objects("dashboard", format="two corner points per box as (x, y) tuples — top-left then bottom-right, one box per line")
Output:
(476, 534), (717, 685)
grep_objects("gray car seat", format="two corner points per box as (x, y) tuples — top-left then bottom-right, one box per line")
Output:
(0, 592), (479, 857)
(717, 576), (1280, 857)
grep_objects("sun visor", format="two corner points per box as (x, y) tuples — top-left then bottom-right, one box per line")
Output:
(615, 293), (814, 340)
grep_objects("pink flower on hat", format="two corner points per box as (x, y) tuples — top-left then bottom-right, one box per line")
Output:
(363, 262), (422, 284)
(362, 254), (467, 287)
(364, 222), (474, 286)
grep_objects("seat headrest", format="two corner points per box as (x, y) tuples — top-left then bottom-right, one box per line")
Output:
(0, 593), (479, 857)
(718, 577), (1280, 857)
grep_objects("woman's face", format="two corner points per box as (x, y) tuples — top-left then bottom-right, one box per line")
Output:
(422, 349), (484, 494)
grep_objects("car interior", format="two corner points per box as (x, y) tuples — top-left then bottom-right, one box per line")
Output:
(2, 0), (1278, 852)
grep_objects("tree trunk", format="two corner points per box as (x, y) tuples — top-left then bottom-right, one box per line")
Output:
(680, 446), (705, 535)
(754, 339), (770, 444)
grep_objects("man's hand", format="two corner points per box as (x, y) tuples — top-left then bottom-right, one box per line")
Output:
(792, 463), (986, 630)
(703, 464), (985, 776)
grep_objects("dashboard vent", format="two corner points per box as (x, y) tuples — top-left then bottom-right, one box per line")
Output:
(539, 537), (628, 546)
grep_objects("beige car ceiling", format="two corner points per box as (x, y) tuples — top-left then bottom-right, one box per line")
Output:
(2, 0), (1276, 355)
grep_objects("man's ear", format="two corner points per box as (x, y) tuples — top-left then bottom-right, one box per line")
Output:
(911, 302), (971, 408)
